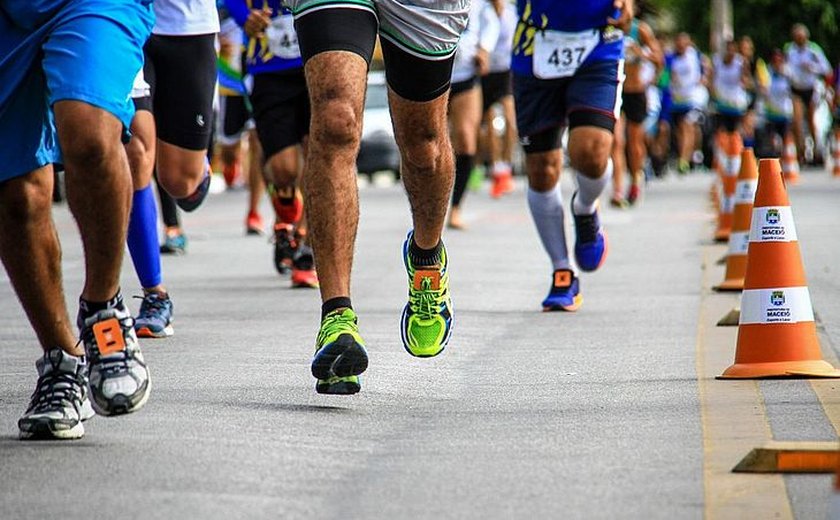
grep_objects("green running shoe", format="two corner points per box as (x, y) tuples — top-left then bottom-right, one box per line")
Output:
(467, 165), (485, 192)
(311, 308), (368, 395)
(400, 232), (454, 358)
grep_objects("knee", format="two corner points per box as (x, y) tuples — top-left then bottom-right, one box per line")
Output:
(310, 98), (361, 149)
(400, 131), (445, 174)
(267, 153), (297, 187)
(0, 173), (52, 223)
(526, 153), (561, 191)
(61, 132), (117, 174)
(570, 136), (612, 178)
(125, 138), (154, 189)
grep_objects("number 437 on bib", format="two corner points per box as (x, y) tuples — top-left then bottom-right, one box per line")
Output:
(533, 29), (601, 80)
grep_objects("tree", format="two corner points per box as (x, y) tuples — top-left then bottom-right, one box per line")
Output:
(650, 0), (838, 62)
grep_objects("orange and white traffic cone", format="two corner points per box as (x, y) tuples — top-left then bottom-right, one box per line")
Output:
(781, 133), (800, 184)
(832, 452), (840, 519)
(715, 148), (758, 292)
(713, 132), (742, 242)
(832, 129), (840, 178)
(718, 158), (840, 379)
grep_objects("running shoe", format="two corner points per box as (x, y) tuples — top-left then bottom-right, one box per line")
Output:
(79, 306), (151, 416)
(542, 269), (583, 312)
(677, 159), (690, 175)
(491, 171), (515, 199)
(18, 348), (95, 440)
(311, 308), (368, 395)
(160, 227), (187, 255)
(246, 210), (264, 236)
(609, 196), (629, 209)
(291, 244), (319, 288)
(272, 223), (298, 274)
(627, 184), (642, 206)
(134, 292), (174, 338)
(175, 171), (211, 212)
(468, 165), (486, 192)
(571, 193), (608, 272)
(400, 232), (454, 358)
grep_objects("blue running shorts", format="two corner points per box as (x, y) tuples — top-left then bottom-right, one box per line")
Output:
(0, 0), (154, 181)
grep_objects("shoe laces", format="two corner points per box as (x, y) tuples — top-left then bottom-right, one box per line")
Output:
(317, 310), (357, 347)
(409, 275), (444, 321)
(80, 314), (136, 376)
(575, 213), (600, 244)
(26, 370), (82, 415)
(134, 293), (169, 321)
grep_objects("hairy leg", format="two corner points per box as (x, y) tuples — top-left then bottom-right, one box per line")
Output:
(302, 51), (367, 301)
(0, 166), (80, 355)
(390, 88), (454, 248)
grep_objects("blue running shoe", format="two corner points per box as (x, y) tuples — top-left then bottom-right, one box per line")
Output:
(160, 228), (187, 255)
(134, 292), (174, 338)
(175, 171), (210, 212)
(571, 193), (608, 272)
(542, 269), (583, 312)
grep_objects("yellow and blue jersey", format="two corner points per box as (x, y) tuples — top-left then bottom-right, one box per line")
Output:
(224, 0), (302, 75)
(511, 0), (624, 77)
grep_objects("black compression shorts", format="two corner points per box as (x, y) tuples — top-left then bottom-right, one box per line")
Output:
(143, 33), (217, 151)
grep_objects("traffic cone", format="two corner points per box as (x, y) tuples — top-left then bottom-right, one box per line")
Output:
(832, 451), (840, 519)
(713, 132), (742, 242)
(715, 148), (758, 292)
(718, 159), (840, 378)
(832, 129), (840, 178)
(781, 133), (800, 184)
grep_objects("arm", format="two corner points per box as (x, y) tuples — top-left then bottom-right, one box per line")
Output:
(223, 0), (251, 27)
(639, 21), (663, 71)
(812, 44), (831, 77)
(475, 4), (501, 76)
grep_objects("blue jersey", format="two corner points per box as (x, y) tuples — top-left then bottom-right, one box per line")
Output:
(224, 0), (302, 75)
(511, 0), (624, 77)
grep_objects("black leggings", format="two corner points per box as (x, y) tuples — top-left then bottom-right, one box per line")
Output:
(451, 154), (474, 207)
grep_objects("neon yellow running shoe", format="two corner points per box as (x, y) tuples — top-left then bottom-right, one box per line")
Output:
(311, 308), (368, 395)
(400, 232), (454, 357)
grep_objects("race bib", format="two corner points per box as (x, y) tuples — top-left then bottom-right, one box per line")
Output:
(533, 29), (600, 79)
(265, 14), (299, 60)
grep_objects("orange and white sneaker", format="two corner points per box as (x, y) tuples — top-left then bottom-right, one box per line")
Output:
(491, 167), (515, 199)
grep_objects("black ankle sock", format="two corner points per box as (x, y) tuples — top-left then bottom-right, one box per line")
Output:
(322, 297), (352, 319)
(409, 238), (443, 267)
(77, 291), (124, 328)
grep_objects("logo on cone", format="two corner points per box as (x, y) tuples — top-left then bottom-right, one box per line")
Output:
(718, 158), (840, 379)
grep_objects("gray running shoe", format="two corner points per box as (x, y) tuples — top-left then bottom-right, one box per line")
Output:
(80, 307), (151, 416)
(19, 348), (95, 440)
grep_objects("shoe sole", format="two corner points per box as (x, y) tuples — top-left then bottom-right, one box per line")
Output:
(543, 294), (583, 312)
(136, 324), (174, 338)
(90, 376), (151, 417)
(315, 379), (361, 395)
(311, 334), (369, 380)
(19, 419), (84, 440)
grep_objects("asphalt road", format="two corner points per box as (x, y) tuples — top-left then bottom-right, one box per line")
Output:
(1, 168), (838, 519)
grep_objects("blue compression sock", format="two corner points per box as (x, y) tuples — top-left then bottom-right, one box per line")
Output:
(128, 185), (163, 289)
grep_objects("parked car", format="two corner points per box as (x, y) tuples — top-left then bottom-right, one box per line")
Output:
(358, 72), (400, 179)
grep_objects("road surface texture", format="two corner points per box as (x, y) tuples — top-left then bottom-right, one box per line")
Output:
(1, 168), (838, 519)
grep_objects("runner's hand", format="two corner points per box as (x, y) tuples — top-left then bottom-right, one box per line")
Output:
(245, 6), (272, 38)
(475, 49), (490, 77)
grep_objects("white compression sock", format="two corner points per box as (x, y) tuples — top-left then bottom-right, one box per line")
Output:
(573, 159), (614, 215)
(527, 186), (571, 270)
